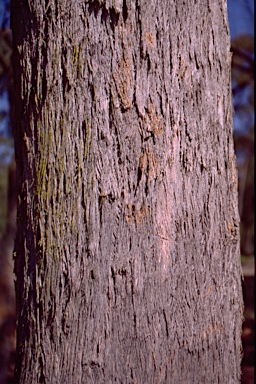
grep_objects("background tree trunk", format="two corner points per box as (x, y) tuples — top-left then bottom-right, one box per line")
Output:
(11, 0), (243, 383)
(0, 159), (16, 383)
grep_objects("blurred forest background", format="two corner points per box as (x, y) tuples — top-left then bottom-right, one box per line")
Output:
(0, 0), (254, 383)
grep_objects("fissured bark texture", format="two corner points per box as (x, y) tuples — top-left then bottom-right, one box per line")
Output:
(11, 0), (243, 383)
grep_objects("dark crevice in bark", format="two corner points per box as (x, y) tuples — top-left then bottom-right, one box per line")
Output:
(194, 52), (200, 70)
(101, 7), (119, 31)
(88, 0), (120, 31)
(146, 53), (151, 75)
(88, 1), (101, 18)
(38, 352), (46, 384)
(136, 167), (143, 191)
(135, 0), (143, 59)
(61, 56), (70, 102)
(122, 0), (128, 22)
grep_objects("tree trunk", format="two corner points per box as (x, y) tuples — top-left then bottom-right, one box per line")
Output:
(11, 0), (243, 383)
(0, 159), (17, 383)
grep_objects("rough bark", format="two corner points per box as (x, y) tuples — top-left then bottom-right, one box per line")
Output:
(11, 0), (243, 383)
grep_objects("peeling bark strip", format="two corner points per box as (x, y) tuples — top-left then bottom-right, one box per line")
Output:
(11, 0), (243, 383)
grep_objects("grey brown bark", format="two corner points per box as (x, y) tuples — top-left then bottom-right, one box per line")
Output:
(11, 0), (243, 383)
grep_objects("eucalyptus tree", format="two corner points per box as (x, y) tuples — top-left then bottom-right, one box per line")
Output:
(11, 0), (243, 383)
